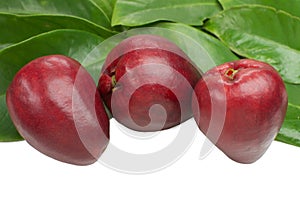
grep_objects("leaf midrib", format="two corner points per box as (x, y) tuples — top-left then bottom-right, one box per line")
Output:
(242, 32), (300, 55)
(0, 12), (115, 36)
(116, 2), (217, 19)
(88, 0), (111, 23)
(160, 26), (219, 66)
(213, 28), (300, 61)
(288, 102), (300, 110)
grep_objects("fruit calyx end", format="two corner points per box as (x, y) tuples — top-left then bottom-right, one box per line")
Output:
(111, 75), (117, 87)
(225, 68), (239, 80)
(111, 74), (121, 92)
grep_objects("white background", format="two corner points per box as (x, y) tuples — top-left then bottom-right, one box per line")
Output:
(1, 118), (299, 200)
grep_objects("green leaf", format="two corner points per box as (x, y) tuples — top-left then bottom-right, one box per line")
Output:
(0, 0), (112, 29)
(0, 13), (115, 50)
(107, 0), (117, 8)
(112, 0), (221, 26)
(0, 29), (104, 142)
(276, 83), (300, 146)
(152, 23), (239, 72)
(204, 5), (300, 84)
(0, 94), (23, 141)
(91, 0), (114, 19)
(219, 0), (300, 19)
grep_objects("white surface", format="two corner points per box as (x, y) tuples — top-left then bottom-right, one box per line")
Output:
(1, 118), (299, 200)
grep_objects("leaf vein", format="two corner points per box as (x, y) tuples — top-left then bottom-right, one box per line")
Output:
(288, 102), (300, 110)
(117, 2), (217, 18)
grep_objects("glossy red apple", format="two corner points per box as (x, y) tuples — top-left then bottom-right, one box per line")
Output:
(6, 55), (109, 165)
(98, 34), (202, 131)
(192, 59), (288, 163)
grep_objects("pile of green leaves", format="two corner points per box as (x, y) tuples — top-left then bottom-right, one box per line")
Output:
(0, 0), (299, 148)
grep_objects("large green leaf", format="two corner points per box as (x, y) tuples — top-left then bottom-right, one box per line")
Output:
(152, 23), (238, 71)
(0, 0), (112, 29)
(0, 29), (104, 142)
(276, 83), (300, 146)
(219, 0), (300, 19)
(0, 13), (115, 50)
(204, 5), (300, 84)
(111, 0), (221, 26)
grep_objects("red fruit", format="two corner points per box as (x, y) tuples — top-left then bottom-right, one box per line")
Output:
(6, 55), (109, 165)
(192, 59), (288, 163)
(98, 34), (202, 131)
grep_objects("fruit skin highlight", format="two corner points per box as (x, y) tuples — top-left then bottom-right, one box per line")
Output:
(98, 34), (202, 132)
(192, 59), (288, 163)
(6, 55), (109, 166)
